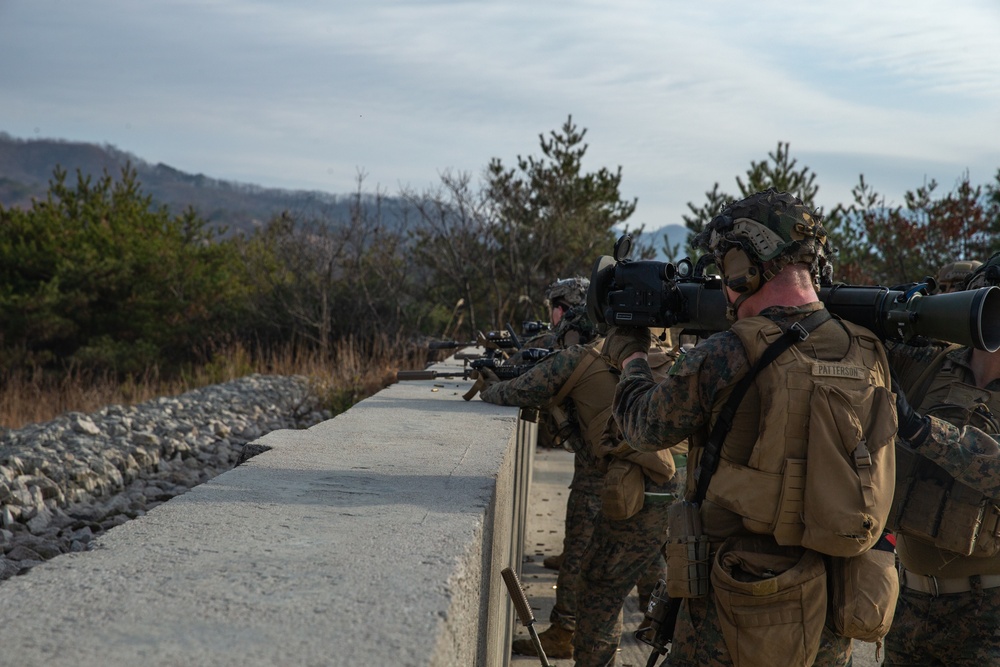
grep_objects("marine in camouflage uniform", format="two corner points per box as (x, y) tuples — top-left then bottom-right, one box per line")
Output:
(574, 464), (687, 667)
(482, 339), (615, 658)
(508, 278), (595, 449)
(886, 251), (1000, 666)
(611, 306), (856, 667)
(606, 189), (893, 667)
(481, 276), (596, 658)
(482, 338), (681, 664)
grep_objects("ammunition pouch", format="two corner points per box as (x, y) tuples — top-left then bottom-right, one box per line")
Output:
(664, 501), (710, 598)
(895, 470), (1000, 557)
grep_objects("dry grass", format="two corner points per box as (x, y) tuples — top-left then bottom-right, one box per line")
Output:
(0, 336), (426, 430)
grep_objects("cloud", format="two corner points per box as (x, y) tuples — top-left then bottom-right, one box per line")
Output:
(1, 0), (997, 227)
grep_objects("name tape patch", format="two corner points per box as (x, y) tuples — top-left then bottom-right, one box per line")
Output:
(812, 363), (867, 379)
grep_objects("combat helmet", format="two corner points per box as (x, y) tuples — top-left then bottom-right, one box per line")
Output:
(545, 277), (590, 309)
(696, 188), (832, 320)
(964, 251), (1000, 291)
(936, 260), (983, 293)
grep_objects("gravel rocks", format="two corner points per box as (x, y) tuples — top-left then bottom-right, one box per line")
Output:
(0, 374), (331, 581)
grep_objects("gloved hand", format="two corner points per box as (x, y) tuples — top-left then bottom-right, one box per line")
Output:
(892, 372), (930, 447)
(475, 366), (502, 391)
(601, 326), (651, 369)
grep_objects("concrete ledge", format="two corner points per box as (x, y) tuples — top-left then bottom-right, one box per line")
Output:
(0, 356), (535, 666)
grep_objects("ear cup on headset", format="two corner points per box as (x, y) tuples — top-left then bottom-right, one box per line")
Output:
(722, 248), (761, 294)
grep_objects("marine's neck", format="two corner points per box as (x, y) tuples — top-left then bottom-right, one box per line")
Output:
(970, 348), (1000, 388)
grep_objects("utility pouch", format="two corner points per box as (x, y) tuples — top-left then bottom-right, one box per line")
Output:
(800, 382), (896, 557)
(828, 546), (898, 642)
(935, 483), (985, 556)
(896, 477), (947, 543)
(601, 459), (645, 521)
(711, 536), (827, 667)
(665, 500), (710, 598)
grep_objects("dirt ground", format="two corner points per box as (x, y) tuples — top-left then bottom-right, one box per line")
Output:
(508, 446), (884, 667)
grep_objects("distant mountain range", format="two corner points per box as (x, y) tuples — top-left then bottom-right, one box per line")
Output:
(0, 133), (383, 235)
(0, 132), (689, 251)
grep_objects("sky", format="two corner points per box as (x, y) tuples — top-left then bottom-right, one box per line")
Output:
(2, 0), (999, 235)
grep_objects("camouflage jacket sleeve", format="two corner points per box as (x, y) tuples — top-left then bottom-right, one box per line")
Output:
(914, 419), (1000, 497)
(613, 331), (749, 453)
(479, 345), (588, 408)
(889, 341), (1000, 498)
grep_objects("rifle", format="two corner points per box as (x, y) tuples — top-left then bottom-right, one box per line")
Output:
(427, 325), (523, 352)
(634, 579), (678, 667)
(396, 358), (539, 382)
(501, 567), (552, 667)
(396, 349), (555, 400)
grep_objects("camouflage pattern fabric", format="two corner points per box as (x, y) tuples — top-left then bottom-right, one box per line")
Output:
(550, 488), (602, 630)
(546, 276), (590, 308)
(885, 586), (1000, 666)
(635, 545), (666, 613)
(573, 468), (686, 667)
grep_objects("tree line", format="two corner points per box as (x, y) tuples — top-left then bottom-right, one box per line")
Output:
(2, 117), (999, 380)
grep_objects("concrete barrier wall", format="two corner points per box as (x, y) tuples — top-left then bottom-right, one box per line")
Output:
(0, 354), (536, 667)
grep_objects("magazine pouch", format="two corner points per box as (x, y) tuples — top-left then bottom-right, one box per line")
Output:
(665, 500), (710, 598)
(936, 482), (986, 556)
(711, 536), (826, 667)
(895, 475), (947, 543)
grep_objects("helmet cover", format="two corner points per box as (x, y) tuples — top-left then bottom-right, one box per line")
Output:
(545, 276), (590, 308)
(936, 260), (983, 293)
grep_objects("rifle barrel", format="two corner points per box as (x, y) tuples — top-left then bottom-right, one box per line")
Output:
(396, 370), (466, 381)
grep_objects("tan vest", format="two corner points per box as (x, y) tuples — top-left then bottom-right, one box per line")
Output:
(700, 314), (896, 556)
(894, 349), (1000, 576)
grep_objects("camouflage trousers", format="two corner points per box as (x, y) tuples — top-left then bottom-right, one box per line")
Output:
(885, 584), (1000, 666)
(550, 488), (602, 631)
(573, 469), (686, 667)
(666, 567), (852, 667)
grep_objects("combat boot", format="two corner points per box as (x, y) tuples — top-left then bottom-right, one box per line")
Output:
(511, 625), (574, 659)
(542, 552), (564, 571)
